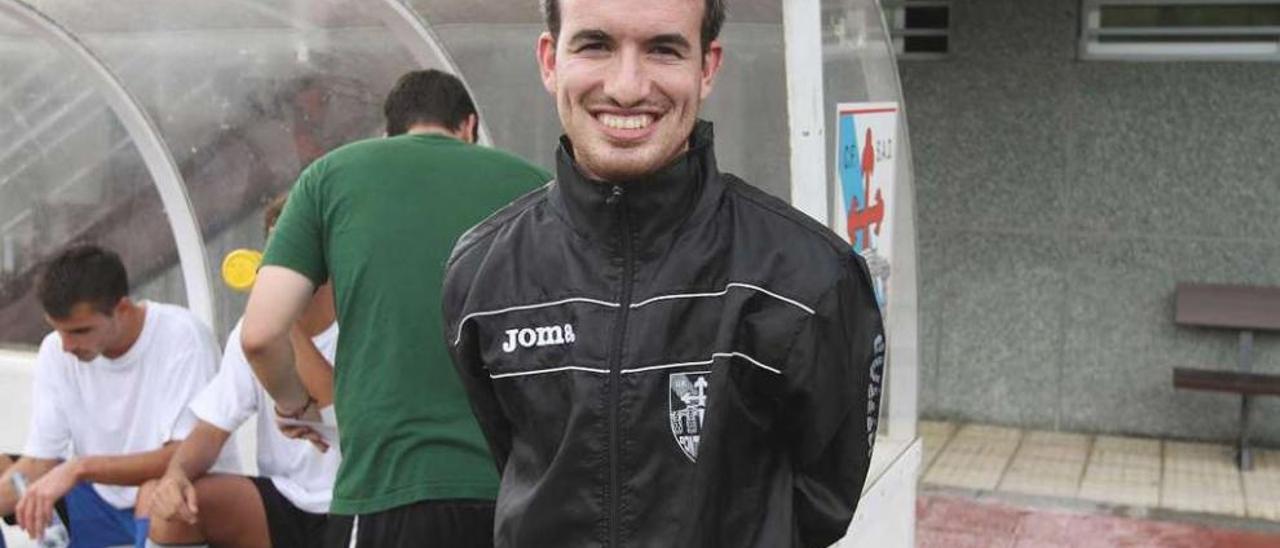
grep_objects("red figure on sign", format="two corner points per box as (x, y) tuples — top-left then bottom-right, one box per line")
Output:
(847, 128), (884, 248)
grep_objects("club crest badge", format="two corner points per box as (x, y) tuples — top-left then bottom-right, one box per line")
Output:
(669, 371), (710, 462)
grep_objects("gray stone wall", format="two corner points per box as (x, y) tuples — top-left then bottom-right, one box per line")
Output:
(901, 0), (1280, 443)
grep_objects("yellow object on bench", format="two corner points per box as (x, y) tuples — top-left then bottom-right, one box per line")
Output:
(221, 248), (263, 292)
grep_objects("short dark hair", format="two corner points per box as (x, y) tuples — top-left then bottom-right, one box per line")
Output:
(37, 245), (128, 319)
(541, 0), (727, 52)
(383, 69), (478, 138)
(264, 191), (289, 237)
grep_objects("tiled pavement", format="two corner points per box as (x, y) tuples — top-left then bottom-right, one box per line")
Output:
(920, 421), (1280, 521)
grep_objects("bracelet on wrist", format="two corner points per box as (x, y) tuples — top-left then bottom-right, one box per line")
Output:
(274, 395), (316, 419)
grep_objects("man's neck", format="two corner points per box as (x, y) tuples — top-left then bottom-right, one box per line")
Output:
(103, 302), (146, 359)
(405, 124), (458, 139)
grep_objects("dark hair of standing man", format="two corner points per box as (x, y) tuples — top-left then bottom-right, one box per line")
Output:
(540, 0), (727, 52)
(383, 69), (479, 139)
(36, 244), (129, 319)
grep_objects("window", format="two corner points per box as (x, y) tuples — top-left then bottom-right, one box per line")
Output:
(1081, 0), (1280, 61)
(884, 0), (951, 59)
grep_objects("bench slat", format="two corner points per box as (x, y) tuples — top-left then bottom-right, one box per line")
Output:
(1173, 367), (1280, 396)
(1175, 283), (1280, 332)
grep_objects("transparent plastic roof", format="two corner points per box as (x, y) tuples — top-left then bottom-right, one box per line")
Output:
(0, 5), (181, 346)
(0, 0), (914, 370)
(25, 0), (387, 32)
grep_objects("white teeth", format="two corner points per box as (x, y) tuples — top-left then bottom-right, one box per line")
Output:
(599, 114), (652, 130)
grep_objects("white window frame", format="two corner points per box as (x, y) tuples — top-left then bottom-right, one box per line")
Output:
(883, 0), (951, 60)
(1081, 0), (1280, 61)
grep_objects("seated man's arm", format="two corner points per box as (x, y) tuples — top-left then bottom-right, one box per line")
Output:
(148, 422), (230, 524)
(67, 443), (180, 486)
(11, 340), (75, 531)
(783, 254), (886, 548)
(291, 325), (334, 407)
(0, 457), (57, 517)
(148, 321), (264, 524)
(15, 444), (178, 538)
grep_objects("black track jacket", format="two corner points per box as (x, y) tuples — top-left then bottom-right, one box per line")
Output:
(444, 121), (886, 547)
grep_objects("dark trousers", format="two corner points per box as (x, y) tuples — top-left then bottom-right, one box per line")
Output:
(324, 499), (494, 548)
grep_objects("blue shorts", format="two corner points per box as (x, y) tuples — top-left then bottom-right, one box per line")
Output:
(62, 482), (141, 548)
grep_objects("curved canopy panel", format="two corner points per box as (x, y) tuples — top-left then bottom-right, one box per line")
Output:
(26, 0), (468, 335)
(822, 0), (919, 443)
(0, 4), (185, 348)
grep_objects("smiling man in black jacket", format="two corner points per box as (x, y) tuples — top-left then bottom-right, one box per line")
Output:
(442, 0), (886, 546)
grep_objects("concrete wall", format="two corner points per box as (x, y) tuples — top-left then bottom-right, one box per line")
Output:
(901, 0), (1280, 443)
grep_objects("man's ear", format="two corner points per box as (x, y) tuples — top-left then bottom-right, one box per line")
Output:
(536, 32), (559, 95)
(113, 297), (131, 317)
(699, 40), (724, 100)
(463, 114), (479, 144)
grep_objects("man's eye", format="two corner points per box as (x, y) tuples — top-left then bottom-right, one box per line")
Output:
(576, 43), (607, 53)
(651, 46), (684, 58)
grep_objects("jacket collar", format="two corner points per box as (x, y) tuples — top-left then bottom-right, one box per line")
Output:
(549, 120), (723, 253)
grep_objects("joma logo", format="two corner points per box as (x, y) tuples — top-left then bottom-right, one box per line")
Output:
(502, 324), (576, 353)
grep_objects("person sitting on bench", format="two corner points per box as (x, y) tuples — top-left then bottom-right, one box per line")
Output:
(141, 194), (340, 548)
(0, 245), (238, 546)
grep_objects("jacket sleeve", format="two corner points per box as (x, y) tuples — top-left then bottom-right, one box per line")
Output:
(782, 252), (886, 548)
(442, 247), (514, 473)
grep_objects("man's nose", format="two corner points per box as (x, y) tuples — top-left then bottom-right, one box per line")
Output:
(603, 48), (651, 107)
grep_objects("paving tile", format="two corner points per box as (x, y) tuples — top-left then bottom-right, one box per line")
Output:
(1009, 431), (1090, 459)
(1161, 441), (1245, 517)
(924, 425), (1022, 490)
(999, 430), (1090, 497)
(1243, 449), (1280, 520)
(1164, 441), (1239, 475)
(920, 420), (957, 472)
(1090, 435), (1163, 465)
(1078, 435), (1162, 507)
(1000, 457), (1087, 498)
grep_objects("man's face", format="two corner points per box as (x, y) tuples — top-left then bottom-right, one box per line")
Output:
(45, 301), (124, 362)
(538, 0), (723, 182)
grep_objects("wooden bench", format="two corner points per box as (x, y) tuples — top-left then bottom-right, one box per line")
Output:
(1171, 283), (1280, 470)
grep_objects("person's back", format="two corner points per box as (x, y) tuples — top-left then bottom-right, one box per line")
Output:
(266, 133), (549, 514)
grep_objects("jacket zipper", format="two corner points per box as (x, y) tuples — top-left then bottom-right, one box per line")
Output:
(606, 184), (632, 547)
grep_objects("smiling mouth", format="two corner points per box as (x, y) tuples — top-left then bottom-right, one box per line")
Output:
(597, 113), (655, 130)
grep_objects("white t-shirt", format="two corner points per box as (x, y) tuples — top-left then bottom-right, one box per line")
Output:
(189, 319), (341, 514)
(24, 302), (241, 509)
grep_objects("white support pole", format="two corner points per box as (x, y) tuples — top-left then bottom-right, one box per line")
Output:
(0, 0), (215, 331)
(783, 0), (829, 225)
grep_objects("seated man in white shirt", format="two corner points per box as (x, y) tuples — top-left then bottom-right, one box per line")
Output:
(142, 193), (340, 548)
(0, 245), (237, 546)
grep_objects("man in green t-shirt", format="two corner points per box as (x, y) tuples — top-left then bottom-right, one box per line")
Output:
(240, 69), (550, 547)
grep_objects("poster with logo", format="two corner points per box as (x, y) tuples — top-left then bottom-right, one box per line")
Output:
(834, 102), (898, 309)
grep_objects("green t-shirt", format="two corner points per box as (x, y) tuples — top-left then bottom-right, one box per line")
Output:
(264, 133), (550, 514)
